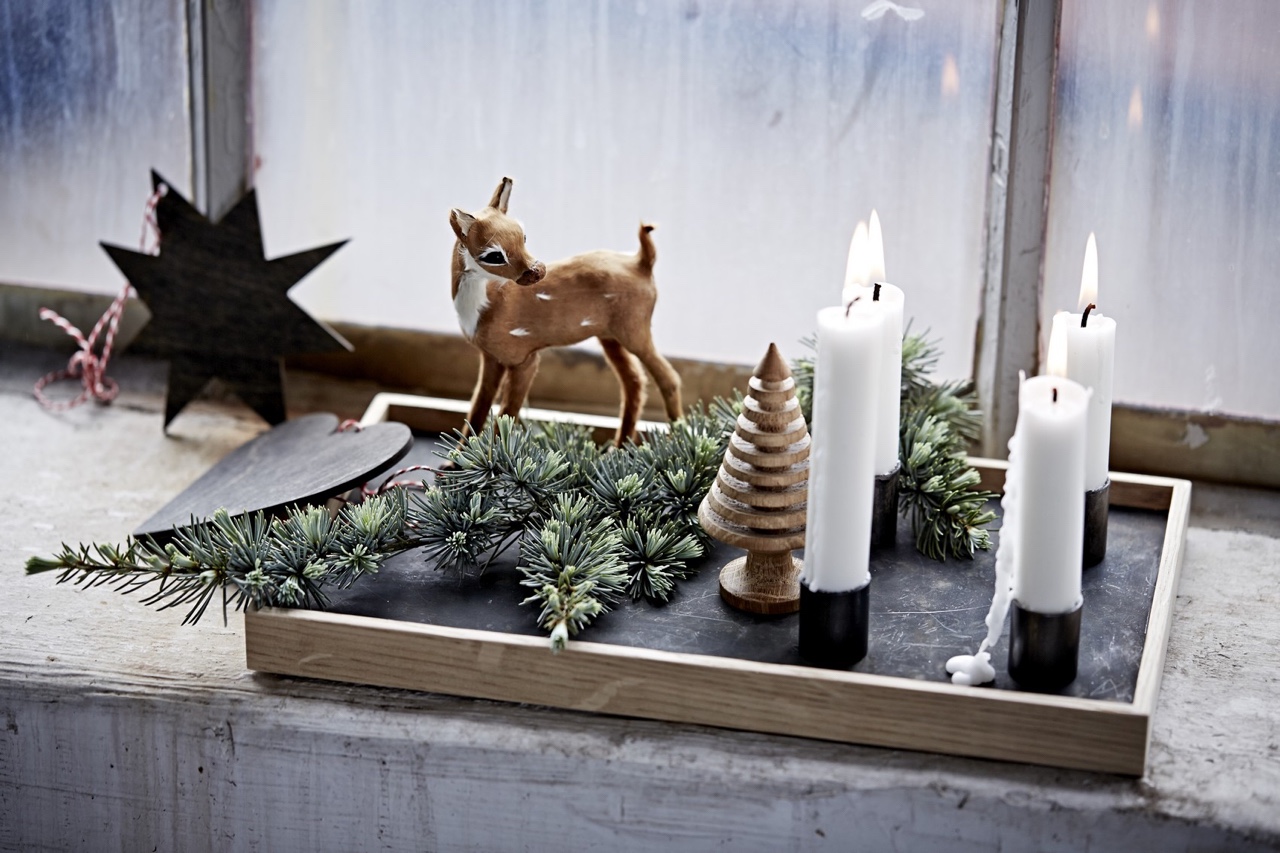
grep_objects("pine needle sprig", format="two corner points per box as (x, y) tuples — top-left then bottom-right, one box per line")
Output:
(530, 421), (603, 490)
(588, 451), (654, 527)
(898, 411), (998, 560)
(519, 495), (628, 650)
(618, 520), (704, 602)
(634, 403), (728, 551)
(900, 330), (982, 444)
(442, 416), (573, 519)
(25, 494), (414, 625)
(792, 335), (817, 425)
(407, 487), (507, 575)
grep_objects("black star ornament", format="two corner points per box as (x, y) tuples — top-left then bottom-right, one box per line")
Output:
(102, 171), (352, 429)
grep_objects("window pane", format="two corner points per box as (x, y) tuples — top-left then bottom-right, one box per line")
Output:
(0, 0), (192, 293)
(253, 0), (997, 378)
(1043, 0), (1280, 418)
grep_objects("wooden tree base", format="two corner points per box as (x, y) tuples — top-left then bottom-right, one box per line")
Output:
(719, 550), (802, 615)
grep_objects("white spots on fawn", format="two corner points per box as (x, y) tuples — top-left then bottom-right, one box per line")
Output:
(580, 318), (594, 326)
(510, 328), (530, 337)
(603, 293), (616, 299)
(537, 292), (552, 301)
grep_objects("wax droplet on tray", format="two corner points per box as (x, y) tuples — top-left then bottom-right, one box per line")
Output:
(946, 651), (995, 686)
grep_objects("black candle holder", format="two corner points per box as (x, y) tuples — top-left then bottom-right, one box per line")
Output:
(1008, 599), (1082, 691)
(799, 578), (870, 668)
(871, 463), (901, 550)
(1083, 479), (1110, 568)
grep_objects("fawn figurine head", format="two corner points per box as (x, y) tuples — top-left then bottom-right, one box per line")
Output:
(449, 177), (546, 286)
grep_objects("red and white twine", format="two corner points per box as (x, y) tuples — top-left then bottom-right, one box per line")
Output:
(33, 183), (168, 411)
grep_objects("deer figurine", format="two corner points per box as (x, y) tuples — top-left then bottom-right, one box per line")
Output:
(449, 177), (683, 444)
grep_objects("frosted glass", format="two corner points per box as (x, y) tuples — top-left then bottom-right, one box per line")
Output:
(1043, 0), (1280, 418)
(0, 0), (192, 293)
(253, 0), (997, 378)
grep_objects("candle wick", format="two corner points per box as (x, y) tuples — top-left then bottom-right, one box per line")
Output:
(1081, 303), (1096, 327)
(1053, 387), (1059, 403)
(844, 296), (862, 318)
(873, 282), (882, 302)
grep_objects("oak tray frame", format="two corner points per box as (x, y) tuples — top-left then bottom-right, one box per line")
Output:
(245, 393), (1191, 776)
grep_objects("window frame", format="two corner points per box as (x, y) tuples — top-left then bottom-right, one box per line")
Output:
(2, 0), (1275, 489)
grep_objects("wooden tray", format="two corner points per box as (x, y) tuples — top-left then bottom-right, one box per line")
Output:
(245, 394), (1191, 775)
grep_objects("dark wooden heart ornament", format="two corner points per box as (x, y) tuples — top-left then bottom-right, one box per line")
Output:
(135, 413), (413, 540)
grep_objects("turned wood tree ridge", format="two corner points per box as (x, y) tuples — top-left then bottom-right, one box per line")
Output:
(698, 343), (810, 614)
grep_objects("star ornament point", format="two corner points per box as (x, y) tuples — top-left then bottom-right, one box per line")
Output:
(102, 172), (351, 429)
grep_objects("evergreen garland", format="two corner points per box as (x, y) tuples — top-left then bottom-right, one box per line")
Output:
(26, 331), (995, 643)
(27, 406), (732, 649)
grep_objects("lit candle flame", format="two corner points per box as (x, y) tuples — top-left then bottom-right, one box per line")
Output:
(868, 210), (886, 283)
(1047, 313), (1069, 377)
(843, 220), (870, 303)
(1078, 232), (1098, 311)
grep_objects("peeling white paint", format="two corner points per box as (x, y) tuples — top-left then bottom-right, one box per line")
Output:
(1182, 423), (1210, 450)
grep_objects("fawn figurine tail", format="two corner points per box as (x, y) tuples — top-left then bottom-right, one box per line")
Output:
(637, 223), (657, 272)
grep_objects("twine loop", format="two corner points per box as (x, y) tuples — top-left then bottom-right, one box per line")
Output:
(33, 183), (167, 411)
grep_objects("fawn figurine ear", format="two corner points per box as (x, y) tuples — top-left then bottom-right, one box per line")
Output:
(450, 208), (476, 239)
(488, 177), (513, 213)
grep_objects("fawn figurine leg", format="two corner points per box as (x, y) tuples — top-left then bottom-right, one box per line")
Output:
(600, 338), (647, 444)
(464, 354), (506, 437)
(499, 353), (541, 420)
(633, 345), (683, 423)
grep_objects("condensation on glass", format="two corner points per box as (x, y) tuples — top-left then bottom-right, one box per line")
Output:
(0, 1), (192, 293)
(253, 0), (998, 378)
(1043, 1), (1280, 418)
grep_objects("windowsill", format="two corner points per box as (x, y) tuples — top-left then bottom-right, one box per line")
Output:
(3, 341), (1279, 845)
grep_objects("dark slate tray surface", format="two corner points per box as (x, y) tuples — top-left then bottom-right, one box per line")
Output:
(324, 434), (1168, 702)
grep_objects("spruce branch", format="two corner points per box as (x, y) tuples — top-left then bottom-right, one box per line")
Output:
(407, 487), (507, 575)
(442, 416), (573, 520)
(518, 495), (628, 650)
(898, 411), (998, 560)
(618, 519), (704, 602)
(25, 494), (413, 625)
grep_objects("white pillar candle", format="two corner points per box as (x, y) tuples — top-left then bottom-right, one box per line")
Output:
(947, 373), (1087, 684)
(843, 211), (905, 475)
(803, 303), (884, 592)
(1012, 374), (1089, 613)
(1047, 233), (1116, 491)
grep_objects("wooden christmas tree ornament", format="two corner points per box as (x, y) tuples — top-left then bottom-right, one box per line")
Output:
(698, 343), (809, 614)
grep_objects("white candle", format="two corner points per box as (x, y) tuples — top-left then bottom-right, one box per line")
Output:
(843, 211), (905, 475)
(1012, 374), (1089, 613)
(947, 373), (1087, 684)
(1047, 233), (1116, 491)
(803, 303), (884, 592)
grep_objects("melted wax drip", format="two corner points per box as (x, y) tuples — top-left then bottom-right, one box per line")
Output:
(946, 428), (1022, 686)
